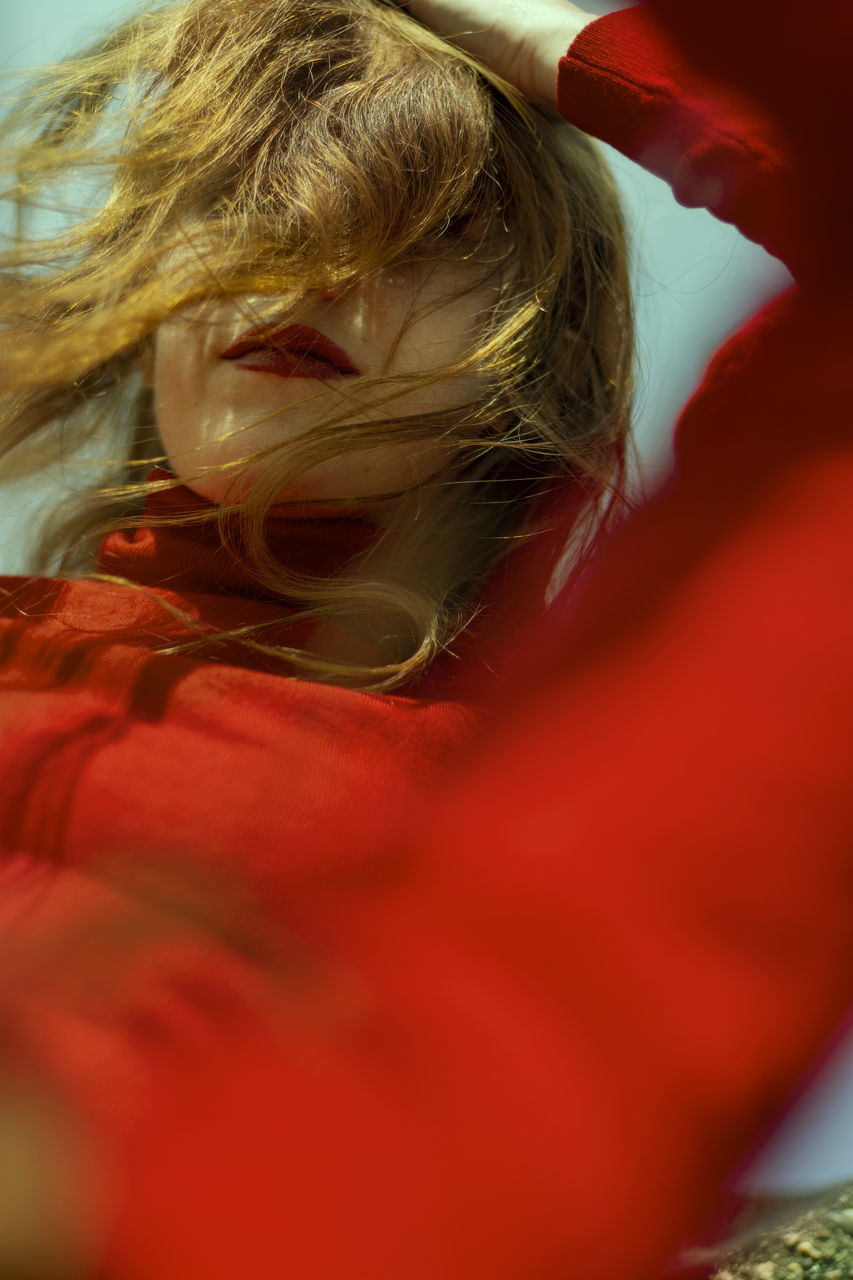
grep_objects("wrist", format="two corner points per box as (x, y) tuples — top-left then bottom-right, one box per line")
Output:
(529, 9), (597, 110)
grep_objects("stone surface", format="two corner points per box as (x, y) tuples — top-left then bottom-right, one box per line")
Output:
(713, 1188), (853, 1280)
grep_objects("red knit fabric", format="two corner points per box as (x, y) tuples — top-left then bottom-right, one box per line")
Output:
(1, 5), (851, 1279)
(0, 475), (478, 870)
(557, 7), (801, 268)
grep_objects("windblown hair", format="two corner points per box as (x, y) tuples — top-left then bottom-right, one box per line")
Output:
(0, 0), (634, 690)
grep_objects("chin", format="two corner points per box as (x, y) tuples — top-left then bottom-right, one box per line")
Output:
(170, 464), (395, 519)
(165, 440), (451, 514)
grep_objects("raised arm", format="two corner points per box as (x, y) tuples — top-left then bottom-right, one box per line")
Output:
(401, 0), (597, 110)
(406, 0), (800, 271)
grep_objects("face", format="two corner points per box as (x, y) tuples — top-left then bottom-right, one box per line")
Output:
(150, 254), (502, 514)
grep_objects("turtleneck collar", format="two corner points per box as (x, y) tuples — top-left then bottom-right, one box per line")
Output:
(97, 467), (382, 603)
(90, 467), (580, 690)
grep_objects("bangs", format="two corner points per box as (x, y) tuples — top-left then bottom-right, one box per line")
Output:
(137, 0), (506, 293)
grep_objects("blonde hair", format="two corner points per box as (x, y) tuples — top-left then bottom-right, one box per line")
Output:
(0, 0), (634, 690)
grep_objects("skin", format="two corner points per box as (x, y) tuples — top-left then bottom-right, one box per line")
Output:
(151, 254), (504, 513)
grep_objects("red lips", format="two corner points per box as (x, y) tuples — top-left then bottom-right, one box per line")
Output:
(220, 324), (359, 380)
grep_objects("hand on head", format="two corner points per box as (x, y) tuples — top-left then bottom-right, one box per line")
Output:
(400, 0), (595, 111)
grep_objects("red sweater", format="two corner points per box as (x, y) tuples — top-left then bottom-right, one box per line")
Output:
(1, 5), (852, 1279)
(0, 473), (485, 871)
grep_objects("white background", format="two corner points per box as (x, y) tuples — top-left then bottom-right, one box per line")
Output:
(1, 0), (850, 1198)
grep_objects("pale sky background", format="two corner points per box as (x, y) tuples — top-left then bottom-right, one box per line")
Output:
(1, 0), (851, 1198)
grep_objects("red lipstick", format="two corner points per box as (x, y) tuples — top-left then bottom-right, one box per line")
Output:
(220, 324), (359, 380)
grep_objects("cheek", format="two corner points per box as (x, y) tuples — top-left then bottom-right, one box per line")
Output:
(154, 321), (205, 410)
(151, 322), (227, 497)
(152, 325), (185, 429)
(383, 275), (500, 390)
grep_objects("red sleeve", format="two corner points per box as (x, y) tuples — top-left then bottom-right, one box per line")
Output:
(556, 7), (802, 272)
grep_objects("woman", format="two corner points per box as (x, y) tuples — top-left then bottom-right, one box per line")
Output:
(0, 0), (634, 872)
(1, 0), (851, 1277)
(0, 0), (632, 691)
(0, 1), (633, 1270)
